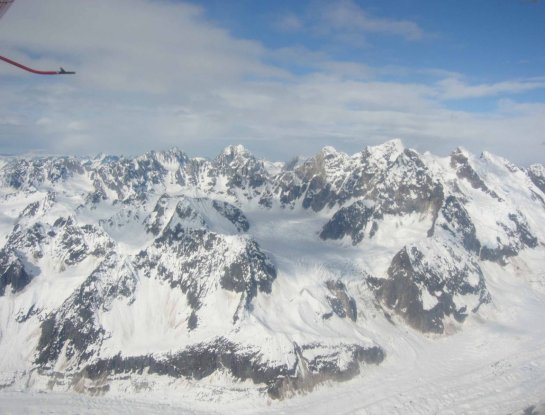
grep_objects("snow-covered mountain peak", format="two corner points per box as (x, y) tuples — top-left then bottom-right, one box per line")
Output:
(529, 163), (545, 175)
(301, 146), (349, 174)
(366, 138), (404, 157)
(359, 139), (406, 172)
(452, 146), (471, 156)
(0, 140), (544, 404)
(318, 145), (341, 157)
(220, 144), (252, 158)
(214, 144), (261, 172)
(92, 153), (120, 164)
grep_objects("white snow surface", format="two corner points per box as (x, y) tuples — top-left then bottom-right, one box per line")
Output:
(0, 142), (544, 414)
(2, 260), (545, 415)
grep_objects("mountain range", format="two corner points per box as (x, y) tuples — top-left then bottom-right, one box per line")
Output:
(0, 139), (544, 402)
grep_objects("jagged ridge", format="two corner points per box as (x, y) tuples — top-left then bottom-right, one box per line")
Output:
(0, 140), (544, 398)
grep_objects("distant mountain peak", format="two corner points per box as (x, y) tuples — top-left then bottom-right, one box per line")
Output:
(221, 144), (251, 157)
(0, 139), (543, 402)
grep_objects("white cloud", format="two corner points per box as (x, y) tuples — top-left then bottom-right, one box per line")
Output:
(437, 77), (545, 99)
(0, 0), (544, 165)
(270, 46), (374, 79)
(274, 1), (426, 48)
(316, 0), (425, 41)
(497, 99), (545, 115)
(0, 0), (287, 92)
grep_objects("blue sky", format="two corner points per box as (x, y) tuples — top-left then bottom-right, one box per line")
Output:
(0, 0), (544, 164)
(202, 0), (545, 78)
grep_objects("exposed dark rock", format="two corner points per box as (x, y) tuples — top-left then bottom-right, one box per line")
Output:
(187, 311), (198, 330)
(220, 240), (276, 297)
(212, 200), (250, 232)
(90, 153), (168, 200)
(302, 176), (333, 212)
(0, 223), (46, 296)
(509, 213), (538, 248)
(80, 338), (291, 391)
(145, 195), (250, 236)
(136, 226), (276, 324)
(145, 195), (170, 235)
(320, 201), (380, 244)
(0, 254), (33, 296)
(370, 149), (444, 216)
(20, 201), (40, 218)
(320, 149), (444, 244)
(450, 149), (502, 201)
(86, 178), (108, 204)
(271, 171), (304, 208)
(36, 254), (138, 367)
(438, 196), (481, 253)
(527, 164), (545, 194)
(1, 157), (84, 190)
(15, 304), (41, 323)
(293, 147), (349, 212)
(2, 142), (543, 400)
(370, 242), (490, 333)
(78, 337), (383, 400)
(213, 145), (269, 195)
(479, 212), (538, 265)
(324, 280), (357, 321)
(18, 191), (57, 219)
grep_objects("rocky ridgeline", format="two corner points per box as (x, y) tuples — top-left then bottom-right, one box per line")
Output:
(0, 140), (543, 397)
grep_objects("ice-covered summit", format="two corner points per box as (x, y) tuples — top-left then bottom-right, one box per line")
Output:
(0, 141), (544, 402)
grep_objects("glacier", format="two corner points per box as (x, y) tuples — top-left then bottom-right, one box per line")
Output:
(0, 140), (544, 413)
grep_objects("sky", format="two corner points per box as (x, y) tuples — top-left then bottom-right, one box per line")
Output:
(0, 0), (544, 165)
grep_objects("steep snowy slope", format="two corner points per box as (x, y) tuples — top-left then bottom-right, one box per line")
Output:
(0, 140), (544, 406)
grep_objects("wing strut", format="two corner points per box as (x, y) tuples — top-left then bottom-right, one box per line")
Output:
(0, 1), (75, 75)
(0, 55), (75, 75)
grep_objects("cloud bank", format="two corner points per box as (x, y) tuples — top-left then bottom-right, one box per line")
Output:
(0, 0), (544, 165)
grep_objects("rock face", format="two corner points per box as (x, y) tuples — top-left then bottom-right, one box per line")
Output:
(74, 337), (384, 399)
(0, 253), (32, 296)
(527, 164), (545, 194)
(369, 240), (490, 333)
(0, 140), (543, 398)
(36, 253), (137, 368)
(437, 196), (481, 254)
(320, 201), (380, 244)
(323, 280), (358, 321)
(136, 227), (276, 327)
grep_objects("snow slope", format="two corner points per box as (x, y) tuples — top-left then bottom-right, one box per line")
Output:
(0, 141), (544, 412)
